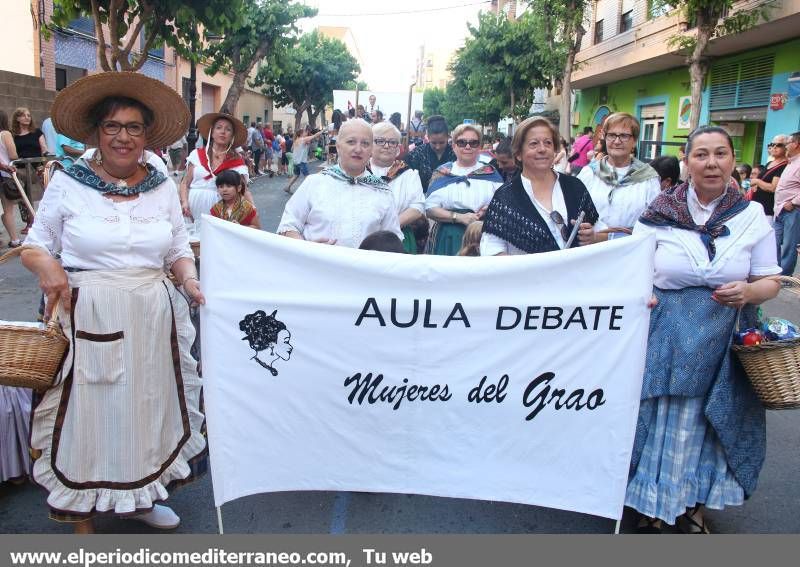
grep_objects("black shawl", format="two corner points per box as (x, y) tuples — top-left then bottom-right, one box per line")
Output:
(482, 172), (599, 254)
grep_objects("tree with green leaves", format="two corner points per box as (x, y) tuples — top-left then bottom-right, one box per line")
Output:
(444, 11), (553, 128)
(423, 87), (446, 119)
(253, 31), (360, 131)
(51, 0), (243, 72)
(525, 0), (589, 140)
(204, 0), (316, 115)
(658, 1), (773, 129)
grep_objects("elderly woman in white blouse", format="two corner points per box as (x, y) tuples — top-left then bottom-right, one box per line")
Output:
(369, 122), (425, 253)
(627, 126), (780, 534)
(424, 124), (504, 255)
(20, 73), (206, 533)
(577, 112), (660, 240)
(278, 119), (402, 248)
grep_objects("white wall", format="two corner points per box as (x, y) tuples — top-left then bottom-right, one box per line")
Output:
(0, 1), (37, 76)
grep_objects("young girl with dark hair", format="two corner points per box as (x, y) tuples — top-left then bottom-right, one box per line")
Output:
(211, 169), (261, 229)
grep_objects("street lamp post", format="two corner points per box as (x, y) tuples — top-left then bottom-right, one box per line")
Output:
(185, 60), (199, 150)
(405, 81), (416, 153)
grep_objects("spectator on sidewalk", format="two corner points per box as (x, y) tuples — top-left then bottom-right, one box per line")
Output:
(569, 126), (594, 175)
(283, 126), (323, 194)
(773, 131), (800, 275)
(405, 115), (456, 192)
(751, 135), (789, 221)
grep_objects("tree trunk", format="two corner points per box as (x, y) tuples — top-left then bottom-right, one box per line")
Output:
(687, 23), (713, 131)
(293, 102), (308, 132)
(559, 6), (585, 141)
(220, 41), (272, 115)
(306, 106), (316, 129)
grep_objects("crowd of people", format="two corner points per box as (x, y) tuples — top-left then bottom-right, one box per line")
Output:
(2, 71), (799, 535)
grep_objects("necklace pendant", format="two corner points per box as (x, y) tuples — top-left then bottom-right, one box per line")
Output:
(118, 180), (128, 189)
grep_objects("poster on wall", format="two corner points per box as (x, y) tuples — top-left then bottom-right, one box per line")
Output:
(677, 96), (692, 129)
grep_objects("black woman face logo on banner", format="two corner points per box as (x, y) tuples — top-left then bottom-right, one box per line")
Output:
(239, 309), (293, 376)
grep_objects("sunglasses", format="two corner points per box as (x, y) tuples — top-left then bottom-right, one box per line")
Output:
(549, 211), (571, 242)
(768, 143), (785, 148)
(455, 139), (481, 148)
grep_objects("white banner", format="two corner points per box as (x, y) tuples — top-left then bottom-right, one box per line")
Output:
(201, 216), (655, 519)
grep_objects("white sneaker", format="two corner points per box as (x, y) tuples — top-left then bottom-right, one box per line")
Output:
(126, 504), (180, 529)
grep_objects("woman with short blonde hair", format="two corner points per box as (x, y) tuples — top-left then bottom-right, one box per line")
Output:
(424, 124), (503, 255)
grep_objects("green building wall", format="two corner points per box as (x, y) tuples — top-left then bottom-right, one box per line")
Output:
(573, 38), (800, 164)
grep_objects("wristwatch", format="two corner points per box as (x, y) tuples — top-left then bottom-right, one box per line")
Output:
(451, 211), (457, 223)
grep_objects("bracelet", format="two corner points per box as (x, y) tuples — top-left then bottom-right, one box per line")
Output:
(182, 276), (199, 287)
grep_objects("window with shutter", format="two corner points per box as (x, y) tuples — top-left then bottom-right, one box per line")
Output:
(67, 17), (95, 37)
(710, 55), (774, 110)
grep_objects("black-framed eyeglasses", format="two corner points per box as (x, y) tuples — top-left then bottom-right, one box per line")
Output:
(549, 211), (571, 242)
(374, 138), (400, 148)
(604, 133), (634, 143)
(768, 142), (785, 148)
(100, 121), (146, 137)
(455, 139), (481, 148)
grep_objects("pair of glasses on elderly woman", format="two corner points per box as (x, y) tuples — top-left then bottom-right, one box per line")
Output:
(455, 139), (480, 148)
(99, 121), (146, 137)
(374, 138), (400, 148)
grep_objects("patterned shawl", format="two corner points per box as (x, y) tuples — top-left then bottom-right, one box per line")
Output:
(321, 164), (389, 190)
(482, 173), (600, 254)
(210, 196), (257, 226)
(589, 156), (659, 199)
(427, 162), (504, 195)
(63, 158), (166, 196)
(378, 160), (411, 182)
(197, 147), (246, 180)
(639, 181), (749, 260)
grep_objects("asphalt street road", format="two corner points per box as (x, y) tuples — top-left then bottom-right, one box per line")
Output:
(1, 163), (798, 533)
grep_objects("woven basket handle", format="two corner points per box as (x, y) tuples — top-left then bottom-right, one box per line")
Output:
(735, 275), (800, 333)
(44, 297), (62, 337)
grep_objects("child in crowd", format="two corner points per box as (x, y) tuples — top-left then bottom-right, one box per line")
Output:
(210, 169), (261, 229)
(457, 221), (483, 256)
(359, 230), (406, 253)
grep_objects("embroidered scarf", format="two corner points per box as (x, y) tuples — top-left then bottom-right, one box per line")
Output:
(63, 158), (166, 196)
(427, 162), (504, 195)
(321, 164), (389, 190)
(382, 160), (410, 182)
(211, 196), (256, 225)
(482, 174), (600, 254)
(639, 181), (748, 260)
(589, 156), (659, 202)
(198, 147), (246, 180)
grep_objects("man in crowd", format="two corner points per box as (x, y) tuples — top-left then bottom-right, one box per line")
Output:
(491, 138), (517, 183)
(404, 115), (456, 193)
(773, 131), (800, 275)
(262, 122), (275, 177)
(247, 122), (264, 176)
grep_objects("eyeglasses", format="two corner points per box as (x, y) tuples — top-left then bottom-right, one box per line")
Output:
(455, 139), (480, 148)
(768, 143), (785, 148)
(549, 211), (571, 242)
(374, 138), (400, 148)
(604, 133), (634, 143)
(100, 121), (146, 137)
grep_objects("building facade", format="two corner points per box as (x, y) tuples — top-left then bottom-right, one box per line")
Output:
(1, 2), (272, 141)
(572, 0), (800, 165)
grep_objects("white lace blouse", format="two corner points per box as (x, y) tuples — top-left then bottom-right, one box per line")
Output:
(186, 149), (249, 193)
(24, 171), (194, 270)
(424, 163), (502, 212)
(277, 172), (403, 249)
(578, 165), (660, 231)
(633, 198), (780, 290)
(369, 161), (425, 216)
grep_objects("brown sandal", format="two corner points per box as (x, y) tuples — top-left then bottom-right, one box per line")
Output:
(635, 515), (663, 534)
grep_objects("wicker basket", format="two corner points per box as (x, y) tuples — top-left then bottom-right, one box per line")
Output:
(731, 276), (800, 410)
(0, 247), (69, 391)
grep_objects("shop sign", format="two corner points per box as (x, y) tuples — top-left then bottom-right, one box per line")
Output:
(770, 93), (787, 111)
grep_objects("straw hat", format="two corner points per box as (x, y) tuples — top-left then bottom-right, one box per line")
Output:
(196, 112), (248, 149)
(50, 72), (190, 149)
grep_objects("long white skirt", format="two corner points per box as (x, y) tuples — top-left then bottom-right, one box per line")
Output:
(0, 386), (32, 482)
(187, 187), (219, 237)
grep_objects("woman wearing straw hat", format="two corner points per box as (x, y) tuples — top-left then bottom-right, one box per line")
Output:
(179, 112), (249, 233)
(20, 72), (206, 533)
